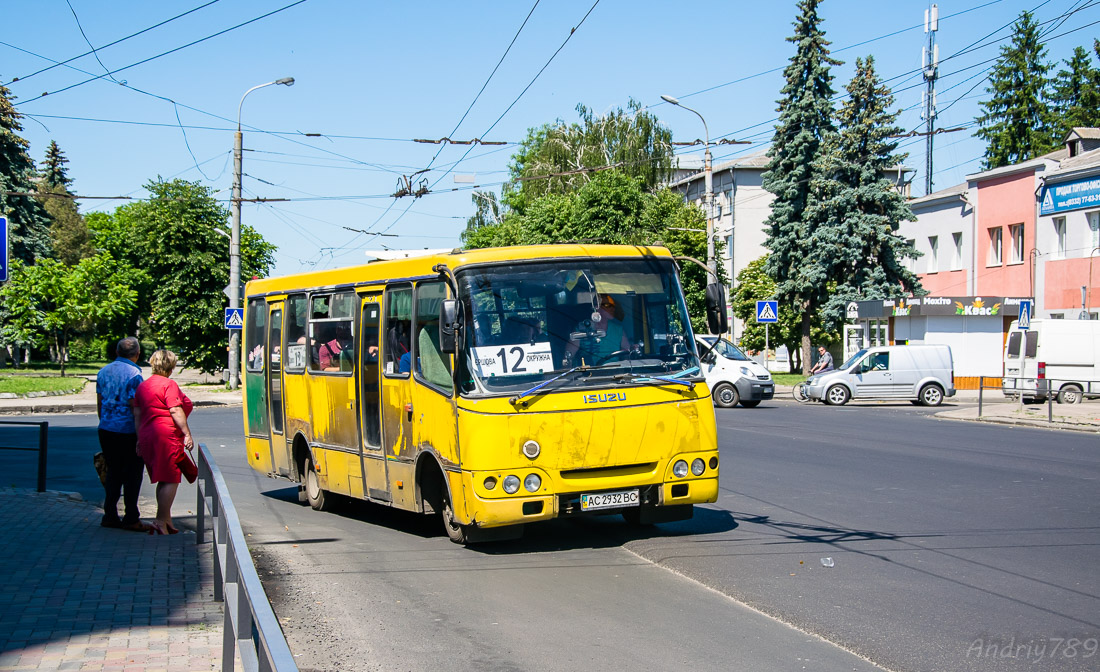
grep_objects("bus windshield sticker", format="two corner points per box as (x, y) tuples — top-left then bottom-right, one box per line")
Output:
(286, 344), (307, 369)
(472, 342), (553, 378)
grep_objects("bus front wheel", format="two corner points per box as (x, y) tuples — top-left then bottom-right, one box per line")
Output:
(441, 491), (470, 544)
(304, 455), (329, 511)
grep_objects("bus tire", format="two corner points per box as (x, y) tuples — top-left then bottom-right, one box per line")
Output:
(441, 490), (470, 544)
(304, 454), (329, 511)
(712, 382), (739, 408)
(1058, 384), (1083, 405)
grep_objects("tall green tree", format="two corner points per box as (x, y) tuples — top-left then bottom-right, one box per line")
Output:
(504, 99), (673, 214)
(0, 254), (139, 375)
(975, 11), (1058, 169)
(814, 56), (923, 329)
(37, 141), (93, 265)
(88, 178), (276, 374)
(1049, 45), (1100, 138)
(0, 83), (52, 263)
(761, 0), (841, 374)
(40, 140), (73, 190)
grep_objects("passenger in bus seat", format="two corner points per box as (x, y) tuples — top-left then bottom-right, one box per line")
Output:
(319, 326), (352, 371)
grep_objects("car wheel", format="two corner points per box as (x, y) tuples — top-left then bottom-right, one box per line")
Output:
(740, 400), (761, 408)
(304, 454), (329, 511)
(825, 384), (849, 406)
(712, 382), (739, 409)
(919, 383), (944, 407)
(1057, 384), (1083, 405)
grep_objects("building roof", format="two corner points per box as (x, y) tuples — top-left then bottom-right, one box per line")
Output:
(1067, 127), (1100, 140)
(1046, 145), (1100, 178)
(908, 181), (968, 207)
(965, 148), (1066, 182)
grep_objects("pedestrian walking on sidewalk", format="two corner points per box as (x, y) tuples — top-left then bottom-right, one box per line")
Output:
(134, 349), (195, 535)
(96, 337), (146, 531)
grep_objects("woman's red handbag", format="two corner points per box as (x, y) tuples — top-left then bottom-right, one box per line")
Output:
(177, 449), (198, 484)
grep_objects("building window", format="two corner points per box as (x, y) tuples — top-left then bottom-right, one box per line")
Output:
(1050, 313), (1064, 319)
(951, 232), (963, 270)
(906, 239), (916, 271)
(1009, 224), (1024, 263)
(928, 236), (938, 273)
(988, 227), (1002, 266)
(1053, 217), (1066, 259)
(1089, 211), (1099, 251)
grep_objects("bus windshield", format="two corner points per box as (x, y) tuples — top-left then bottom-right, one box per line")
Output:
(456, 257), (700, 395)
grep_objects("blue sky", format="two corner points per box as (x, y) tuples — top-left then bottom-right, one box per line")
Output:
(5, 0), (1098, 276)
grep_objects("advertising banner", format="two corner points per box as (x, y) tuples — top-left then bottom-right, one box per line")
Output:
(1040, 175), (1100, 215)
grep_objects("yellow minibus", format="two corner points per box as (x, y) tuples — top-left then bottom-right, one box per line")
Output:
(241, 244), (724, 543)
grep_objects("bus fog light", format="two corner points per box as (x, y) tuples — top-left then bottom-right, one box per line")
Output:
(522, 440), (541, 459)
(524, 473), (541, 492)
(673, 460), (689, 478)
(709, 456), (719, 470)
(484, 476), (497, 490)
(691, 458), (705, 476)
(503, 475), (521, 494)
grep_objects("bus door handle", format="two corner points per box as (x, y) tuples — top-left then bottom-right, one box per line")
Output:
(405, 403), (413, 422)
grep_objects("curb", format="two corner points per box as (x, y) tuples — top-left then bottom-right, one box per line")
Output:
(935, 411), (1100, 433)
(0, 399), (240, 416)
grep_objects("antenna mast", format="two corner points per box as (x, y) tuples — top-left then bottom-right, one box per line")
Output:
(922, 4), (939, 195)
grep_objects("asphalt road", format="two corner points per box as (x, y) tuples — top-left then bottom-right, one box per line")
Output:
(2, 401), (1097, 672)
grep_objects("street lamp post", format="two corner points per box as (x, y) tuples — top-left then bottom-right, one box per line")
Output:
(661, 95), (715, 282)
(228, 77), (294, 390)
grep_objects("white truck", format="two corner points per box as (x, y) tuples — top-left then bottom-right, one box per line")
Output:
(1002, 319), (1099, 404)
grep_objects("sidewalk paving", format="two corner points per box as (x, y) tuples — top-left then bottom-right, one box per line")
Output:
(0, 367), (241, 416)
(0, 487), (229, 672)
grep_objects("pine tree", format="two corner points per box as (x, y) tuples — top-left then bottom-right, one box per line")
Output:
(762, 0), (841, 374)
(36, 141), (93, 265)
(40, 140), (73, 190)
(0, 83), (52, 262)
(1049, 45), (1100, 139)
(815, 56), (923, 329)
(975, 11), (1058, 169)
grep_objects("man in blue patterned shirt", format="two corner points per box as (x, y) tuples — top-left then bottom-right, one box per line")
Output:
(96, 337), (145, 529)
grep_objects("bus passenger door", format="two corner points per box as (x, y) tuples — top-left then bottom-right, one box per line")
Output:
(358, 295), (389, 501)
(381, 285), (414, 506)
(267, 305), (291, 477)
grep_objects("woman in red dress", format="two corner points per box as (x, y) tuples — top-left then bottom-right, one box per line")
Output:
(134, 349), (195, 535)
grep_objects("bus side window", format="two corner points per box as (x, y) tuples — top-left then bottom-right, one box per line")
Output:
(385, 286), (412, 376)
(244, 298), (267, 372)
(414, 281), (452, 390)
(284, 294), (308, 372)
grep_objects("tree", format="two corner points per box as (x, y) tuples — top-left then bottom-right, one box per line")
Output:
(88, 178), (277, 373)
(975, 11), (1058, 169)
(761, 0), (841, 374)
(40, 140), (73, 190)
(731, 256), (838, 373)
(0, 83), (52, 263)
(463, 190), (504, 237)
(504, 99), (673, 214)
(814, 56), (923, 329)
(36, 141), (93, 265)
(0, 254), (139, 375)
(1049, 45), (1100, 138)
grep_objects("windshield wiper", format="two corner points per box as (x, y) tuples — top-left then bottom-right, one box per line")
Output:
(613, 366), (700, 389)
(508, 363), (617, 405)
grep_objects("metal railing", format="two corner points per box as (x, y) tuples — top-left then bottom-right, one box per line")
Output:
(978, 376), (1095, 421)
(0, 420), (48, 492)
(195, 443), (298, 672)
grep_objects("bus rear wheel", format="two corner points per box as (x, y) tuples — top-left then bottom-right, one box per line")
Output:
(304, 455), (329, 511)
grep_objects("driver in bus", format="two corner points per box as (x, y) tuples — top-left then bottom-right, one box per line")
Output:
(562, 294), (630, 367)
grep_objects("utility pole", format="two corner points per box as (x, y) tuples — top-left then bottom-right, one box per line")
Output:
(922, 4), (939, 196)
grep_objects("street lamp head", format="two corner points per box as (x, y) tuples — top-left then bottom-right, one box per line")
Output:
(275, 77), (295, 86)
(660, 94), (680, 106)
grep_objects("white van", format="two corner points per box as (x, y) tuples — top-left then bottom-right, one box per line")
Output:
(1002, 319), (1099, 404)
(696, 336), (774, 408)
(800, 344), (956, 406)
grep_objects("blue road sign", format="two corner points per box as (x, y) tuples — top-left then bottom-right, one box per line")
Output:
(756, 300), (778, 323)
(0, 216), (8, 282)
(1017, 300), (1032, 330)
(225, 307), (244, 330)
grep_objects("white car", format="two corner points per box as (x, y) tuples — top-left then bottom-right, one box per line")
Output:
(696, 336), (774, 408)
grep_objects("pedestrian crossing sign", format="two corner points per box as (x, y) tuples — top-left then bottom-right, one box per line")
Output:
(1017, 300), (1031, 330)
(225, 308), (244, 329)
(756, 300), (778, 323)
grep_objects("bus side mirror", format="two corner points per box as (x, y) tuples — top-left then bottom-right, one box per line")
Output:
(705, 284), (729, 335)
(439, 299), (460, 353)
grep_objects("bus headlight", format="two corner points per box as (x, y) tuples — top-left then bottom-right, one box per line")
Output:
(503, 475), (521, 494)
(673, 460), (689, 478)
(483, 476), (497, 490)
(691, 458), (705, 476)
(522, 440), (541, 459)
(524, 473), (541, 492)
